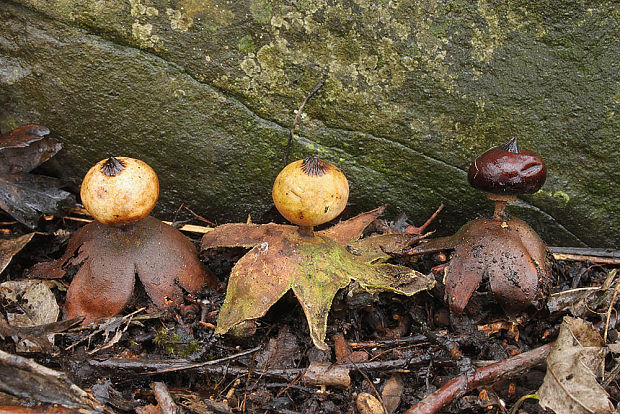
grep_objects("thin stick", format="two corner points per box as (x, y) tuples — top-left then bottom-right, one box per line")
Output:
(284, 78), (325, 165)
(404, 343), (553, 414)
(151, 382), (178, 414)
(405, 204), (444, 235)
(63, 215), (212, 234)
(551, 253), (620, 265)
(603, 269), (620, 344)
(147, 346), (262, 374)
(351, 360), (389, 414)
(548, 246), (620, 258)
(90, 355), (449, 377)
(183, 205), (216, 226)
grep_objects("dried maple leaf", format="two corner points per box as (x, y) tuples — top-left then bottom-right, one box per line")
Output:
(202, 206), (435, 350)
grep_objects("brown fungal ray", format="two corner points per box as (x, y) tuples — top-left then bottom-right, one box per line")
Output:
(31, 216), (215, 323)
(486, 233), (543, 315)
(493, 217), (553, 311)
(64, 255), (135, 321)
(135, 218), (215, 309)
(443, 229), (486, 315)
(444, 217), (552, 315)
(507, 217), (549, 268)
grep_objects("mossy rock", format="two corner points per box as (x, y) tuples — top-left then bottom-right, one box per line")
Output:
(0, 0), (618, 247)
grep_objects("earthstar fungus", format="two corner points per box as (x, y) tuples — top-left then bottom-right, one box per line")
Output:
(202, 156), (435, 350)
(31, 157), (216, 323)
(410, 138), (552, 315)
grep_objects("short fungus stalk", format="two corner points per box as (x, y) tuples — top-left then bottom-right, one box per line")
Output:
(272, 156), (349, 234)
(31, 157), (216, 323)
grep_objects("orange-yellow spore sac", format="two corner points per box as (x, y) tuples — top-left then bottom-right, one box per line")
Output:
(80, 157), (159, 225)
(272, 157), (349, 227)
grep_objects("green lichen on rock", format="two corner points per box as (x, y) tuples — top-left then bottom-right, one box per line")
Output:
(1, 0), (618, 246)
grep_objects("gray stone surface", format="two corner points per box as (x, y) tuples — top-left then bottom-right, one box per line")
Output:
(0, 0), (618, 247)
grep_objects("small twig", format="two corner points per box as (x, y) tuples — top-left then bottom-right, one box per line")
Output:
(351, 360), (388, 414)
(410, 323), (462, 360)
(348, 334), (427, 349)
(602, 362), (620, 388)
(603, 269), (620, 344)
(183, 205), (216, 226)
(284, 78), (325, 165)
(151, 382), (179, 414)
(63, 214), (213, 234)
(549, 246), (620, 258)
(65, 308), (147, 351)
(171, 203), (184, 226)
(551, 254), (620, 265)
(549, 246), (620, 264)
(404, 343), (553, 414)
(405, 204), (444, 235)
(274, 370), (306, 399)
(147, 346), (262, 374)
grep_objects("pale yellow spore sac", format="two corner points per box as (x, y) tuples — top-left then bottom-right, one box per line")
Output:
(272, 157), (349, 227)
(80, 157), (159, 225)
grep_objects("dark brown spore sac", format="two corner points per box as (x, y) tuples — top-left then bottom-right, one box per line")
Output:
(101, 157), (126, 177)
(301, 156), (328, 177)
(468, 138), (547, 195)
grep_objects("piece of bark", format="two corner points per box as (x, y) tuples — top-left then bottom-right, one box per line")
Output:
(0, 350), (103, 411)
(302, 361), (351, 388)
(382, 375), (404, 414)
(356, 393), (385, 414)
(151, 382), (178, 414)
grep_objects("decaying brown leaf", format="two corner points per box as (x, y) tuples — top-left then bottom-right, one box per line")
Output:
(0, 124), (59, 173)
(30, 216), (216, 323)
(0, 280), (59, 352)
(538, 316), (614, 414)
(202, 206), (435, 350)
(382, 374), (404, 414)
(0, 233), (34, 275)
(0, 124), (73, 228)
(255, 326), (300, 370)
